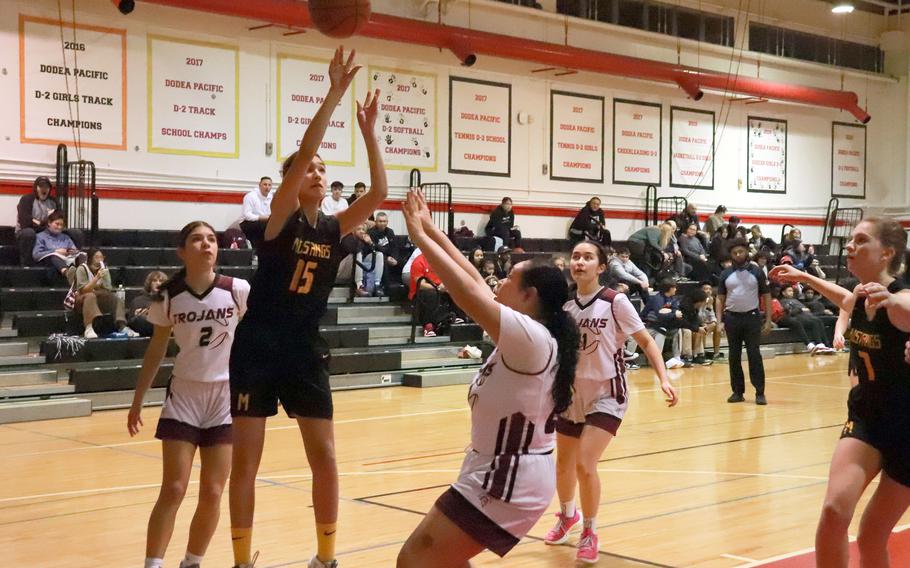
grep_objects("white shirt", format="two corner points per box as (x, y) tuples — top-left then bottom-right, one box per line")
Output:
(467, 304), (558, 455)
(564, 288), (644, 383)
(241, 189), (272, 222)
(147, 275), (250, 382)
(320, 196), (349, 216)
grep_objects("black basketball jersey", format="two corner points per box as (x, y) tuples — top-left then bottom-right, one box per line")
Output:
(245, 211), (343, 330)
(846, 280), (910, 393)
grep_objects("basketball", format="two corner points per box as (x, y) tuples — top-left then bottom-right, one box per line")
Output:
(308, 0), (371, 38)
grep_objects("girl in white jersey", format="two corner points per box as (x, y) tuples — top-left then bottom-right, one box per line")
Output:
(396, 190), (580, 567)
(546, 240), (678, 564)
(127, 221), (250, 568)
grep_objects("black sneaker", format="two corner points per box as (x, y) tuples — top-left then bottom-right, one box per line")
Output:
(712, 352), (726, 361)
(693, 355), (713, 366)
(727, 393), (745, 403)
(755, 394), (768, 405)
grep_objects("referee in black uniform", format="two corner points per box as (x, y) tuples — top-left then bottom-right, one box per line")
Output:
(716, 238), (772, 405)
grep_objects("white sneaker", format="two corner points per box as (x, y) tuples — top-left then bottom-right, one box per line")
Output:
(807, 342), (819, 355)
(665, 357), (684, 369)
(308, 555), (338, 568)
(123, 326), (140, 338)
(84, 325), (98, 339)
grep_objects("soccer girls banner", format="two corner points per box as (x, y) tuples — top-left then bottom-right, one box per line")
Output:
(369, 67), (437, 171)
(19, 14), (126, 149)
(148, 35), (239, 158)
(831, 122), (866, 199)
(612, 99), (661, 186)
(747, 117), (787, 194)
(448, 76), (511, 177)
(277, 54), (356, 166)
(550, 90), (604, 183)
(670, 107), (714, 189)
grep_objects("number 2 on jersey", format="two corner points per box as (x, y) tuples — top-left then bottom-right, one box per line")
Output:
(290, 260), (318, 294)
(858, 351), (876, 381)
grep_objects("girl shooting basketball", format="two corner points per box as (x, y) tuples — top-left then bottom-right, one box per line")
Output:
(546, 240), (678, 564)
(228, 47), (386, 568)
(127, 221), (250, 568)
(396, 190), (579, 567)
(771, 217), (910, 568)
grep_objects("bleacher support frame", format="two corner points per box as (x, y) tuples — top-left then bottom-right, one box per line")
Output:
(826, 202), (863, 284)
(644, 185), (687, 227)
(55, 144), (99, 243)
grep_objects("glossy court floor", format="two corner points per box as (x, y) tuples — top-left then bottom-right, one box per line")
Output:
(4, 353), (908, 567)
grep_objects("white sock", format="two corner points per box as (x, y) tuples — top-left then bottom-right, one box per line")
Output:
(144, 559), (164, 568)
(560, 500), (576, 518)
(808, 342), (816, 349)
(583, 517), (596, 531)
(184, 551), (204, 566)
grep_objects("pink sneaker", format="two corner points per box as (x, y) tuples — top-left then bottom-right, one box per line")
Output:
(544, 511), (581, 545)
(576, 528), (599, 564)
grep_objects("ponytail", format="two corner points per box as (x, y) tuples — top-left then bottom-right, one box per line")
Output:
(521, 262), (579, 415)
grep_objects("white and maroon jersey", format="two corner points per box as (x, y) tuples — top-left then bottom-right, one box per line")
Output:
(564, 288), (644, 398)
(467, 305), (558, 456)
(147, 274), (250, 383)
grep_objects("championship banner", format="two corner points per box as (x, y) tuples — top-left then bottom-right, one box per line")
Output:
(448, 76), (511, 176)
(148, 35), (239, 158)
(277, 54), (356, 166)
(670, 107), (714, 189)
(19, 14), (126, 149)
(369, 67), (437, 170)
(613, 99), (661, 186)
(831, 122), (866, 199)
(550, 90), (604, 183)
(747, 117), (787, 194)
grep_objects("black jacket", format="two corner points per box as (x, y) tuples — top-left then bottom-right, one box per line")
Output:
(485, 206), (514, 240)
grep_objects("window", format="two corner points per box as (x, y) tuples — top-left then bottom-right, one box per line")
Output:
(748, 22), (883, 73)
(618, 0), (644, 29)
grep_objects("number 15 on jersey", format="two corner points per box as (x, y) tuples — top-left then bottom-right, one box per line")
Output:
(290, 260), (318, 294)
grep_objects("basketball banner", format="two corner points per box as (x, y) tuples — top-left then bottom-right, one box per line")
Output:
(670, 107), (714, 189)
(448, 76), (511, 177)
(277, 54), (356, 166)
(747, 116), (787, 194)
(613, 99), (661, 186)
(148, 35), (239, 158)
(369, 66), (437, 171)
(550, 90), (604, 183)
(19, 14), (126, 149)
(831, 122), (866, 199)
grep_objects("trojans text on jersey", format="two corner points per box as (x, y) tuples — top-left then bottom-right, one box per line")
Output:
(170, 307), (234, 326)
(577, 317), (610, 329)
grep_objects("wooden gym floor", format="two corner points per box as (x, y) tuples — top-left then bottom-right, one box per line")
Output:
(3, 353), (909, 567)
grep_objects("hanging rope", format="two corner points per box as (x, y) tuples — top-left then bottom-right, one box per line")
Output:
(56, 0), (82, 161)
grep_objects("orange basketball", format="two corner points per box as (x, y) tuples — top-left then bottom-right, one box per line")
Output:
(308, 0), (371, 39)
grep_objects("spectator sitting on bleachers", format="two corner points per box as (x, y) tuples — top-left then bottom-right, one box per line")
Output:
(679, 287), (713, 366)
(352, 224), (385, 297)
(238, 176), (273, 248)
(17, 176), (84, 266)
(753, 251), (771, 278)
(700, 282), (723, 360)
(781, 227), (802, 251)
(748, 225), (776, 257)
(726, 216), (742, 240)
(401, 246), (422, 286)
(128, 270), (167, 337)
(409, 251), (459, 337)
(320, 180), (349, 216)
(708, 224), (729, 262)
(552, 255), (571, 284)
(775, 284), (834, 354)
(704, 205), (727, 237)
(73, 248), (137, 339)
(659, 220), (690, 279)
(674, 203), (708, 247)
(368, 211), (400, 285)
(802, 286), (835, 316)
(33, 211), (85, 279)
(481, 259), (499, 291)
(640, 278), (686, 368)
(781, 240), (815, 271)
(468, 247), (485, 274)
(453, 219), (474, 238)
(679, 222), (711, 282)
(347, 181), (367, 205)
(568, 196), (611, 247)
(494, 246), (512, 279)
(484, 197), (523, 251)
(609, 246), (650, 304)
(628, 222), (675, 278)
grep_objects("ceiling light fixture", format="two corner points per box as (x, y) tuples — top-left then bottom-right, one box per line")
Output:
(831, 2), (855, 13)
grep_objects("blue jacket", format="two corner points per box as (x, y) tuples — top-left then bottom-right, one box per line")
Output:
(33, 230), (76, 262)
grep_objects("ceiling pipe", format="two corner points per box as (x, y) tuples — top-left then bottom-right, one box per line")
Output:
(114, 0), (871, 123)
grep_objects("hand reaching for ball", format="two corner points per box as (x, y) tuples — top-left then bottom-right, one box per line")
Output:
(328, 46), (360, 95)
(357, 88), (380, 135)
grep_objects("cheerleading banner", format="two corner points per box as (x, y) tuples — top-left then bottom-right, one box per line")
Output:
(19, 14), (126, 149)
(831, 122), (866, 199)
(449, 76), (511, 176)
(550, 90), (604, 183)
(613, 98), (661, 186)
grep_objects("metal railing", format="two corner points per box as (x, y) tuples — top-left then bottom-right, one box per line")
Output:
(828, 206), (863, 284)
(653, 196), (687, 226)
(55, 143), (98, 243)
